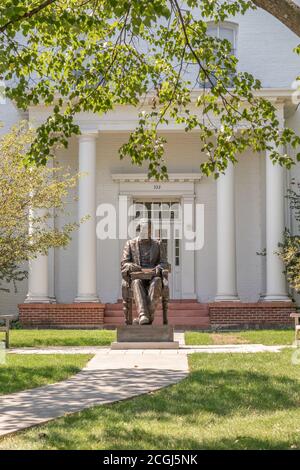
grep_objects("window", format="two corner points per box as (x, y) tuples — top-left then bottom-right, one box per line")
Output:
(200, 22), (238, 88)
(207, 23), (237, 56)
(133, 201), (180, 239)
(175, 239), (180, 267)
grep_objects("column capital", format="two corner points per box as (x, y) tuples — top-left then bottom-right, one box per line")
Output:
(78, 130), (98, 142)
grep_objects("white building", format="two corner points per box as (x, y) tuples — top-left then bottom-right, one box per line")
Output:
(1, 8), (300, 328)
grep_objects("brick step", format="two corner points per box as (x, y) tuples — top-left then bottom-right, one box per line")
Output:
(104, 312), (209, 320)
(104, 300), (210, 328)
(104, 318), (210, 327)
(106, 302), (206, 310)
(166, 318), (209, 325)
(116, 299), (199, 304)
(105, 311), (209, 319)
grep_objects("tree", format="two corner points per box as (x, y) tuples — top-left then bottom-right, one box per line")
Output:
(0, 1), (300, 178)
(252, 1), (300, 38)
(279, 180), (300, 293)
(0, 122), (78, 291)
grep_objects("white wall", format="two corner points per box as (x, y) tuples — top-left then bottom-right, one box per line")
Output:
(235, 150), (266, 301)
(228, 7), (300, 88)
(52, 132), (265, 304)
(0, 100), (28, 316)
(54, 138), (79, 303)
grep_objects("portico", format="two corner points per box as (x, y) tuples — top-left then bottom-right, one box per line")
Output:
(24, 139), (289, 306)
(19, 91), (295, 328)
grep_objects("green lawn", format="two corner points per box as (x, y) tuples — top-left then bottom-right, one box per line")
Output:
(6, 329), (116, 348)
(185, 329), (294, 346)
(1, 349), (300, 450)
(6, 329), (293, 349)
(0, 354), (92, 394)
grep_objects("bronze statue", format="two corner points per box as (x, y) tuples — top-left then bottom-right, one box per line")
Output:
(121, 219), (170, 325)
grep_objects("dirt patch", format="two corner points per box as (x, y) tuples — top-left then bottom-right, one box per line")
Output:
(211, 334), (250, 345)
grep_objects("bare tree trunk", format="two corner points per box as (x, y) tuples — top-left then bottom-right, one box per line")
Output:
(252, 0), (300, 37)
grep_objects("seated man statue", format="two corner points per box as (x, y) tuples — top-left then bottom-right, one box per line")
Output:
(121, 219), (169, 325)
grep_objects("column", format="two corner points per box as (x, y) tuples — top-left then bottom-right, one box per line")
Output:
(215, 162), (239, 301)
(264, 149), (289, 301)
(25, 209), (51, 303)
(75, 132), (99, 302)
(25, 256), (50, 302)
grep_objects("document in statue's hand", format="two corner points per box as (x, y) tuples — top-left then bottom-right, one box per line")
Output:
(130, 268), (156, 280)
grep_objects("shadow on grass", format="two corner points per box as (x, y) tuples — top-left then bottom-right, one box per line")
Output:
(0, 366), (83, 395)
(0, 355), (91, 395)
(11, 365), (300, 450)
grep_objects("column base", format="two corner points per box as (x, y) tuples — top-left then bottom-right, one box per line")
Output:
(215, 295), (240, 302)
(74, 295), (100, 303)
(262, 295), (291, 302)
(24, 295), (53, 304)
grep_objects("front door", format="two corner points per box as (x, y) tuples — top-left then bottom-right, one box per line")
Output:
(133, 200), (181, 299)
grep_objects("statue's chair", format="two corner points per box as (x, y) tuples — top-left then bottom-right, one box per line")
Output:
(122, 267), (170, 325)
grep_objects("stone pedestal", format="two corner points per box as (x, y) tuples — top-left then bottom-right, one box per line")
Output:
(111, 325), (179, 349)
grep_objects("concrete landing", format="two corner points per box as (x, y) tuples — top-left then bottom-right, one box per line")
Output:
(112, 325), (179, 349)
(111, 341), (179, 350)
(117, 325), (174, 342)
(0, 349), (188, 437)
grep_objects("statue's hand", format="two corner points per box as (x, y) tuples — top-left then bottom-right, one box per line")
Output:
(155, 266), (162, 276)
(129, 264), (142, 272)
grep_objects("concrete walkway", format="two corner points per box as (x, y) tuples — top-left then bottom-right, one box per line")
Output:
(0, 339), (289, 437)
(0, 349), (188, 437)
(182, 344), (289, 353)
(7, 344), (288, 354)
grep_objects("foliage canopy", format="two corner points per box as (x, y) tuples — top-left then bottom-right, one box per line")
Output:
(0, 0), (299, 178)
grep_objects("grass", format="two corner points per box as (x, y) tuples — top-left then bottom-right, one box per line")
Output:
(185, 329), (294, 346)
(0, 354), (92, 394)
(5, 329), (293, 349)
(5, 329), (116, 348)
(1, 349), (300, 450)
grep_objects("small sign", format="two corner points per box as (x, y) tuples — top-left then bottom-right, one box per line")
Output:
(0, 341), (6, 365)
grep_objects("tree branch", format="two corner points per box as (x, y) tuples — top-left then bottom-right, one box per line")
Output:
(0, 0), (57, 33)
(252, 0), (300, 37)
